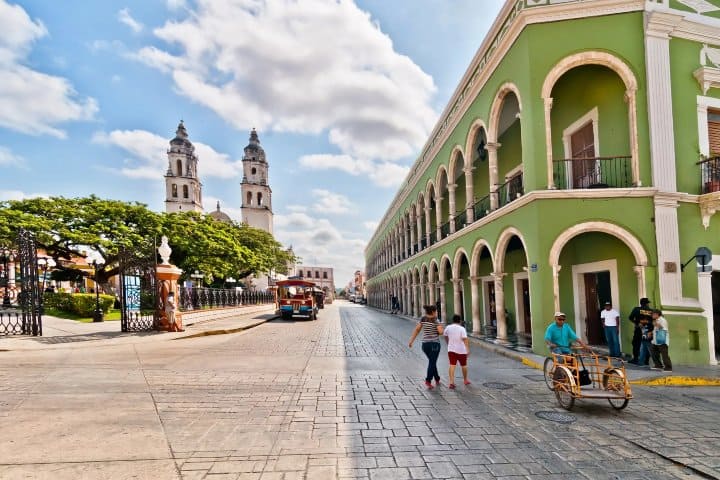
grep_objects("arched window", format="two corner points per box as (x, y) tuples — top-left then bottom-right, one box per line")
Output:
(257, 192), (263, 205)
(246, 192), (252, 205)
(176, 159), (183, 176)
(307, 271), (311, 277)
(183, 185), (189, 199)
(172, 184), (178, 197)
(315, 271), (319, 279)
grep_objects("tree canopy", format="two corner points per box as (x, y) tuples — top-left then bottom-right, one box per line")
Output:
(0, 196), (296, 289)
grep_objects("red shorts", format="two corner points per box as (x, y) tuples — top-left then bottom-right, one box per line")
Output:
(448, 351), (467, 366)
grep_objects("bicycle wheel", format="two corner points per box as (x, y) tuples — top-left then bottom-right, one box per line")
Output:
(554, 367), (575, 411)
(543, 357), (555, 390)
(602, 368), (629, 410)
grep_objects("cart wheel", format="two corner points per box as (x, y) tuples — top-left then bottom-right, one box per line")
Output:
(602, 368), (629, 410)
(282, 312), (291, 320)
(543, 357), (555, 390)
(553, 366), (575, 411)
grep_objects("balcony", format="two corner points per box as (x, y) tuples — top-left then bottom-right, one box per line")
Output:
(454, 209), (468, 231)
(472, 194), (491, 222)
(496, 173), (524, 208)
(440, 222), (451, 240)
(421, 238), (428, 250)
(553, 156), (632, 190)
(699, 156), (720, 194)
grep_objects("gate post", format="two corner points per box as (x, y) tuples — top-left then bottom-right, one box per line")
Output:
(156, 237), (184, 332)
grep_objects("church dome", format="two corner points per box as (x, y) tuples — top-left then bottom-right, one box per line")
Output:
(243, 128), (266, 162)
(170, 120), (193, 148)
(208, 201), (232, 223)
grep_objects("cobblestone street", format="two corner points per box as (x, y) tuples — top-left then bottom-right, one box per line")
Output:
(1, 302), (719, 479)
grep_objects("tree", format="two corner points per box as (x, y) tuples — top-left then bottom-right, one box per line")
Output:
(0, 196), (297, 291)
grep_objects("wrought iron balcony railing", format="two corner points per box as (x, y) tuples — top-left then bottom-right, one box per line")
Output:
(178, 287), (274, 312)
(454, 209), (468, 231)
(472, 194), (491, 222)
(699, 156), (720, 194)
(440, 222), (451, 240)
(496, 173), (524, 208)
(553, 156), (632, 190)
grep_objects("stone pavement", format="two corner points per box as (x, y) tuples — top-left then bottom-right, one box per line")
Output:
(0, 304), (276, 351)
(1, 302), (719, 479)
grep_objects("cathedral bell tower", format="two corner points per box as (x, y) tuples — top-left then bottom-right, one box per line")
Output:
(240, 129), (273, 233)
(165, 121), (203, 213)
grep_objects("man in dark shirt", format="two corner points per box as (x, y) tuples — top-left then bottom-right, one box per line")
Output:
(628, 297), (652, 364)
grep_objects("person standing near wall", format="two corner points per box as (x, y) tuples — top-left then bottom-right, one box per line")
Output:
(628, 298), (652, 364)
(600, 301), (621, 358)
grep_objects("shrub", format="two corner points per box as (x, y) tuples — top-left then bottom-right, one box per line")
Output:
(44, 292), (115, 317)
(43, 292), (74, 311)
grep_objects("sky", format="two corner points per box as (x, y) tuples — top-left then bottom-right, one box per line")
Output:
(0, 0), (504, 287)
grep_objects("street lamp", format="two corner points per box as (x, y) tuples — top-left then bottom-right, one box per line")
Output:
(226, 277), (236, 289)
(90, 259), (104, 322)
(37, 257), (56, 293)
(190, 270), (204, 286)
(0, 248), (12, 307)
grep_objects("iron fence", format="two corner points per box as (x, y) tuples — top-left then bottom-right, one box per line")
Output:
(699, 156), (720, 194)
(472, 194), (491, 222)
(440, 222), (451, 240)
(496, 174), (524, 208)
(553, 156), (632, 190)
(178, 287), (274, 312)
(454, 209), (468, 231)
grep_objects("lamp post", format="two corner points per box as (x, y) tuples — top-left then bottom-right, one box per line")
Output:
(90, 259), (104, 322)
(0, 248), (12, 307)
(226, 277), (236, 289)
(37, 257), (56, 293)
(190, 270), (204, 286)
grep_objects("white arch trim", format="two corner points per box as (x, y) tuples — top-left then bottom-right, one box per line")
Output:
(452, 248), (471, 278)
(448, 145), (465, 181)
(549, 221), (648, 267)
(541, 51), (638, 99)
(465, 118), (489, 164)
(470, 239), (496, 276)
(488, 82), (523, 143)
(495, 227), (529, 273)
(438, 254), (453, 282)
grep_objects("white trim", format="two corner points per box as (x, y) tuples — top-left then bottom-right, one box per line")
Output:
(697, 95), (720, 157)
(570, 260), (621, 344)
(504, 164), (524, 180)
(562, 107), (600, 188)
(513, 271), (530, 335)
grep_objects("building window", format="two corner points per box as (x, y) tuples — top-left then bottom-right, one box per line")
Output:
(307, 271), (311, 277)
(257, 192), (263, 205)
(183, 185), (189, 199)
(172, 184), (178, 198)
(247, 192), (252, 206)
(251, 167), (257, 175)
(709, 109), (720, 155)
(323, 272), (328, 279)
(176, 159), (183, 176)
(315, 271), (319, 279)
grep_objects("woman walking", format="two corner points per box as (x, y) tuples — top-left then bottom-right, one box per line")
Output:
(408, 305), (444, 389)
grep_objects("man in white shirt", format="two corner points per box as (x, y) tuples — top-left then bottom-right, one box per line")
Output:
(600, 301), (621, 358)
(443, 314), (470, 389)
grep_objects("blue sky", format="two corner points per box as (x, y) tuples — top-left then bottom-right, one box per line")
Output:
(0, 0), (504, 286)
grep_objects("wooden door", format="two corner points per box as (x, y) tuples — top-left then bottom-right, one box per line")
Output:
(570, 122), (597, 188)
(521, 279), (531, 334)
(583, 273), (603, 345)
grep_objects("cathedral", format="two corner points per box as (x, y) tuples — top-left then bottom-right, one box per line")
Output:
(163, 121), (278, 289)
(164, 121), (273, 233)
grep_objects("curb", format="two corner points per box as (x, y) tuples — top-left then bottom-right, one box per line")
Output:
(175, 316), (279, 340)
(371, 306), (720, 388)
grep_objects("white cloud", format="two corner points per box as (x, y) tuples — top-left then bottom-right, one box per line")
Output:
(92, 127), (243, 180)
(166, 0), (187, 10)
(0, 146), (25, 167)
(0, 0), (97, 138)
(363, 221), (378, 231)
(311, 189), (352, 214)
(0, 189), (49, 201)
(286, 205), (308, 213)
(117, 8), (143, 33)
(275, 210), (366, 284)
(299, 153), (408, 188)
(133, 0), (437, 181)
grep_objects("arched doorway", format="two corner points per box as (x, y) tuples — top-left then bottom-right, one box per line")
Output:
(496, 229), (531, 347)
(467, 121), (491, 221)
(454, 249), (471, 332)
(470, 240), (494, 337)
(489, 84), (524, 209)
(450, 148), (467, 231)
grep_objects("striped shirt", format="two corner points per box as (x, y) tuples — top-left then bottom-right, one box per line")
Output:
(419, 317), (440, 342)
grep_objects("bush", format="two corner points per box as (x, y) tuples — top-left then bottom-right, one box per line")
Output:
(44, 292), (115, 317)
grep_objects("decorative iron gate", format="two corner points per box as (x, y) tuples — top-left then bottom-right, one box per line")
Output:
(119, 248), (158, 332)
(0, 229), (42, 336)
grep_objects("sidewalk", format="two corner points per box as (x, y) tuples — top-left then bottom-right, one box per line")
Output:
(377, 308), (720, 386)
(0, 304), (278, 351)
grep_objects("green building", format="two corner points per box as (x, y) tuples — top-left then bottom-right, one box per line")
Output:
(365, 0), (720, 365)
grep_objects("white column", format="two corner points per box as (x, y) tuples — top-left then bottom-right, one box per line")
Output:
(543, 97), (555, 189)
(493, 272), (507, 340)
(409, 212), (416, 254)
(645, 11), (682, 191)
(552, 264), (562, 312)
(435, 195), (443, 240)
(465, 167), (475, 223)
(448, 184), (457, 233)
(471, 276), (481, 334)
(424, 202), (432, 246)
(419, 277), (426, 309)
(452, 278), (463, 321)
(487, 143), (500, 210)
(698, 271), (718, 365)
(428, 281), (436, 305)
(416, 207), (423, 249)
(654, 194), (683, 303)
(633, 265), (647, 300)
(438, 281), (447, 323)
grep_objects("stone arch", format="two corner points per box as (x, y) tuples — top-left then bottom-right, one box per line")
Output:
(470, 238), (496, 276)
(439, 254), (453, 282)
(448, 145), (465, 181)
(452, 247), (471, 278)
(429, 259), (439, 282)
(549, 221), (648, 267)
(488, 82), (523, 143)
(495, 227), (530, 273)
(541, 51), (638, 99)
(465, 118), (489, 163)
(435, 165), (450, 193)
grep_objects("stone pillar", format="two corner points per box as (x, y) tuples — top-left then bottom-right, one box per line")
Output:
(543, 97), (555, 189)
(470, 276), (481, 335)
(487, 143), (501, 210)
(493, 272), (507, 341)
(438, 280), (447, 324)
(654, 194), (683, 303)
(409, 212), (416, 254)
(428, 282), (436, 305)
(435, 195), (443, 240)
(465, 167), (475, 223)
(552, 264), (562, 312)
(452, 278), (463, 321)
(424, 202), (432, 246)
(698, 271), (718, 365)
(419, 277), (426, 309)
(448, 184), (457, 233)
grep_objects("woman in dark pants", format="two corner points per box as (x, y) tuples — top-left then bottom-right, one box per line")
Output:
(408, 305), (444, 389)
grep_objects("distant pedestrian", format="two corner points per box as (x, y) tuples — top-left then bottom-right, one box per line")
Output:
(628, 298), (652, 364)
(444, 314), (470, 388)
(408, 305), (444, 389)
(391, 295), (399, 314)
(651, 309), (672, 372)
(638, 315), (654, 368)
(600, 301), (621, 357)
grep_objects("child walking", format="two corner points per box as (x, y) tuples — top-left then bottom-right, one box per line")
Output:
(443, 314), (470, 389)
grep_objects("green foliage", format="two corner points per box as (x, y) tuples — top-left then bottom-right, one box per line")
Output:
(44, 292), (114, 316)
(0, 196), (296, 289)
